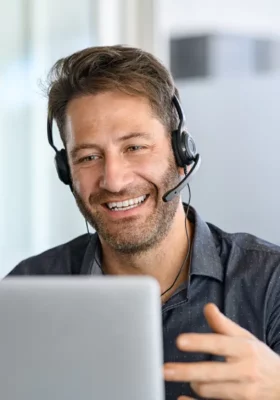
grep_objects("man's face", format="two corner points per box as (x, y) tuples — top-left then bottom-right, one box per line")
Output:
(65, 91), (181, 254)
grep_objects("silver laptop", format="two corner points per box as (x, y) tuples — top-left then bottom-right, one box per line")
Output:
(0, 276), (164, 400)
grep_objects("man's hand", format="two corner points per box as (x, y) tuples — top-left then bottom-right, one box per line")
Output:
(163, 303), (280, 400)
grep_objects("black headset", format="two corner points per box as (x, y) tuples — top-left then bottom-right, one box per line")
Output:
(163, 95), (201, 201)
(47, 116), (71, 187)
(47, 95), (201, 201)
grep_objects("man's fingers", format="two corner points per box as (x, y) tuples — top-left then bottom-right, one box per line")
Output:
(164, 361), (241, 382)
(191, 381), (244, 400)
(204, 303), (254, 338)
(176, 333), (252, 358)
(178, 396), (196, 400)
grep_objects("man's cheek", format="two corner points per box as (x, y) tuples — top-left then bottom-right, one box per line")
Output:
(72, 173), (92, 197)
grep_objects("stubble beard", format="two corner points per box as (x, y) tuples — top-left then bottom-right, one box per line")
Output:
(74, 158), (181, 255)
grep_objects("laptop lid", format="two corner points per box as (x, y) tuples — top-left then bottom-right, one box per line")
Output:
(0, 276), (164, 400)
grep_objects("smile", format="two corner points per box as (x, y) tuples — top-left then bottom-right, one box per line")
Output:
(105, 195), (148, 211)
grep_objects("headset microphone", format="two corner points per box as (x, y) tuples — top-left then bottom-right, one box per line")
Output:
(162, 154), (201, 202)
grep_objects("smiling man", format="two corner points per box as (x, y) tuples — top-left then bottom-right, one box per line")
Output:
(9, 46), (280, 399)
(68, 92), (184, 261)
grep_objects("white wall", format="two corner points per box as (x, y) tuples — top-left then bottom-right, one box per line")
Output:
(0, 0), (96, 277)
(160, 0), (280, 36)
(158, 0), (280, 67)
(178, 75), (280, 244)
(0, 1), (31, 273)
(157, 0), (280, 244)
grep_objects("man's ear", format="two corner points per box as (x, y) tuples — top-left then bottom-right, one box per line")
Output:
(178, 167), (185, 177)
(178, 166), (191, 176)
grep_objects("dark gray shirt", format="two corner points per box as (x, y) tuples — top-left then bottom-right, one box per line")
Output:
(9, 206), (280, 399)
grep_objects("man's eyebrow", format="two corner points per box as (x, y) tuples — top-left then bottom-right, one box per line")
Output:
(70, 144), (100, 159)
(116, 132), (152, 142)
(70, 132), (152, 158)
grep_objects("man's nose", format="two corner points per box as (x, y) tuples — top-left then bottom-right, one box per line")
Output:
(98, 154), (134, 193)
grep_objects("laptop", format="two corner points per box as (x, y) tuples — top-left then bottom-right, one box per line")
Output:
(0, 276), (164, 400)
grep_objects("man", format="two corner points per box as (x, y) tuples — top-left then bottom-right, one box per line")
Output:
(9, 46), (280, 399)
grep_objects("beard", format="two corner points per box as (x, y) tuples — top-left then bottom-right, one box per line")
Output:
(73, 157), (181, 255)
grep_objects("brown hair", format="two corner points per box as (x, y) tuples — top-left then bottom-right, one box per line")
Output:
(46, 45), (179, 144)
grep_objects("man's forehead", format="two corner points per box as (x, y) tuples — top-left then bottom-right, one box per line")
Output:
(64, 93), (163, 141)
(66, 92), (153, 113)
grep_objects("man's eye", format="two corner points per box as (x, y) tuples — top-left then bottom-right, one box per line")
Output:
(79, 155), (100, 163)
(127, 145), (144, 152)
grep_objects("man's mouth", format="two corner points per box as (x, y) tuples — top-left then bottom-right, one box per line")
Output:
(104, 194), (148, 211)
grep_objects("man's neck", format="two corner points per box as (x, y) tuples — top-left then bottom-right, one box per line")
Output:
(99, 203), (194, 303)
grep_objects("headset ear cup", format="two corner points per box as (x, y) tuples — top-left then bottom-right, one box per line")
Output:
(172, 129), (185, 168)
(54, 149), (71, 186)
(181, 131), (197, 165)
(171, 95), (198, 168)
(172, 129), (197, 167)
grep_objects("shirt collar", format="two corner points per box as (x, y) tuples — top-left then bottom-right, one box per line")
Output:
(187, 205), (223, 282)
(85, 205), (224, 282)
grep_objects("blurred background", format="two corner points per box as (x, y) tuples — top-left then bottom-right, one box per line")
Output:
(1, 0), (280, 277)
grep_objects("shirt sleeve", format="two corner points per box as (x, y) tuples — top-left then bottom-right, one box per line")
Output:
(266, 268), (280, 355)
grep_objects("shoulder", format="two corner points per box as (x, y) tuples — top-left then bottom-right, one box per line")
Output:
(208, 221), (280, 290)
(208, 222), (280, 255)
(207, 223), (280, 349)
(8, 234), (95, 276)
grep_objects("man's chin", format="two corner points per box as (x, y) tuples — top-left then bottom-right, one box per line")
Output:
(75, 185), (179, 254)
(99, 232), (158, 255)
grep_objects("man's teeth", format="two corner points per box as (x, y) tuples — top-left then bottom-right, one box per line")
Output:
(107, 195), (147, 211)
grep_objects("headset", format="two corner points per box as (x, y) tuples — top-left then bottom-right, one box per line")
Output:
(163, 95), (201, 201)
(47, 94), (201, 201)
